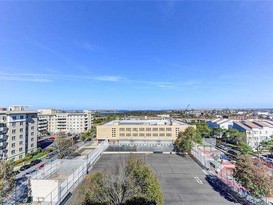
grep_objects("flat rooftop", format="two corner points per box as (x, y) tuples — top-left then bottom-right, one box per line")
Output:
(103, 119), (188, 126)
(48, 159), (85, 183)
(88, 154), (240, 205)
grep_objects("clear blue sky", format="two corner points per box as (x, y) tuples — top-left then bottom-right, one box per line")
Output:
(1, 1), (273, 110)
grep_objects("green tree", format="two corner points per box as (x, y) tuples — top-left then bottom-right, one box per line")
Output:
(127, 155), (163, 205)
(175, 127), (202, 152)
(222, 129), (246, 145)
(237, 142), (252, 155)
(194, 121), (211, 137)
(0, 160), (16, 203)
(233, 155), (273, 198)
(211, 127), (225, 138)
(269, 146), (273, 156)
(80, 130), (95, 141)
(73, 155), (164, 205)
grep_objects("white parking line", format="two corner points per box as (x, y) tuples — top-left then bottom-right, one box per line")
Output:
(202, 169), (208, 175)
(194, 176), (203, 184)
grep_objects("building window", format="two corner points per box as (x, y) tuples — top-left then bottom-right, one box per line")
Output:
(159, 133), (165, 137)
(20, 115), (24, 119)
(11, 150), (15, 154)
(12, 116), (16, 120)
(12, 136), (16, 140)
(139, 133), (145, 137)
(166, 128), (172, 131)
(20, 122), (23, 126)
(153, 128), (158, 131)
(139, 128), (144, 131)
(133, 128), (138, 132)
(133, 133), (138, 137)
(166, 133), (172, 137)
(159, 128), (165, 131)
(119, 128), (125, 132)
(31, 138), (34, 142)
(146, 128), (151, 132)
(31, 132), (34, 136)
(12, 122), (16, 127)
(126, 128), (131, 132)
(11, 143), (16, 148)
(19, 147), (23, 152)
(126, 133), (131, 137)
(153, 133), (158, 137)
(12, 129), (16, 134)
(120, 133), (125, 137)
(19, 134), (23, 139)
(20, 128), (23, 132)
(146, 133), (151, 137)
(19, 141), (23, 145)
(31, 143), (34, 147)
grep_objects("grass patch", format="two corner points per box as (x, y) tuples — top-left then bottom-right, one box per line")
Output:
(15, 149), (48, 167)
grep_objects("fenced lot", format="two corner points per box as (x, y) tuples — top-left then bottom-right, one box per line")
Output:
(90, 153), (239, 205)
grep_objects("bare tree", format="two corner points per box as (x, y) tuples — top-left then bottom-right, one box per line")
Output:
(103, 160), (140, 205)
(53, 137), (78, 159)
(0, 160), (15, 203)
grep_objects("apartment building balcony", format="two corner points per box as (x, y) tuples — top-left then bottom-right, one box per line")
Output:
(0, 134), (7, 140)
(0, 127), (7, 132)
(0, 142), (8, 148)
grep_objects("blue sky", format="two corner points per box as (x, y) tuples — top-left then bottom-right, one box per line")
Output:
(1, 1), (273, 110)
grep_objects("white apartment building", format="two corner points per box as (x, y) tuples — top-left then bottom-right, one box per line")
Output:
(233, 120), (273, 148)
(0, 106), (38, 161)
(38, 109), (92, 134)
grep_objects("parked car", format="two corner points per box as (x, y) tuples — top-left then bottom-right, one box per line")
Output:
(25, 170), (37, 177)
(227, 149), (240, 158)
(39, 164), (45, 169)
(19, 164), (31, 172)
(30, 159), (42, 166)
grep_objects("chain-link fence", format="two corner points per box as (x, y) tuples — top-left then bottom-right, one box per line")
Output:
(30, 140), (109, 205)
(105, 144), (174, 152)
(191, 144), (271, 205)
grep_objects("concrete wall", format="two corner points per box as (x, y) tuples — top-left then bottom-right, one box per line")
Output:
(31, 179), (59, 203)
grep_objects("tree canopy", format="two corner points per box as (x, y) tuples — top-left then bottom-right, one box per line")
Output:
(74, 155), (163, 205)
(233, 155), (273, 198)
(194, 121), (211, 137)
(0, 160), (15, 203)
(237, 142), (253, 155)
(175, 127), (202, 152)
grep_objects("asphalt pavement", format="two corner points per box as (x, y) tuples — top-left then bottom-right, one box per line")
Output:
(67, 153), (242, 205)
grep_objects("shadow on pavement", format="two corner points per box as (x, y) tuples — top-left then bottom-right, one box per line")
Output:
(205, 175), (256, 205)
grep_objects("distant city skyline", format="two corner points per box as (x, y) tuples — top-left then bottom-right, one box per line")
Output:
(1, 1), (273, 109)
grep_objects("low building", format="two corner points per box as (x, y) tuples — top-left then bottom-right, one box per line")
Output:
(38, 109), (92, 134)
(233, 120), (273, 148)
(0, 106), (38, 160)
(207, 119), (233, 130)
(97, 117), (193, 146)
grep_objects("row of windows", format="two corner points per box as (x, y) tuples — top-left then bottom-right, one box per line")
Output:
(11, 143), (34, 155)
(118, 128), (173, 132)
(117, 133), (172, 137)
(11, 115), (36, 120)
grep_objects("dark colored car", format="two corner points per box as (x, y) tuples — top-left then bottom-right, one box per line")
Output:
(30, 159), (42, 166)
(19, 164), (31, 171)
(227, 149), (239, 158)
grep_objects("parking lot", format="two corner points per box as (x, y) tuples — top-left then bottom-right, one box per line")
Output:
(91, 153), (240, 205)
